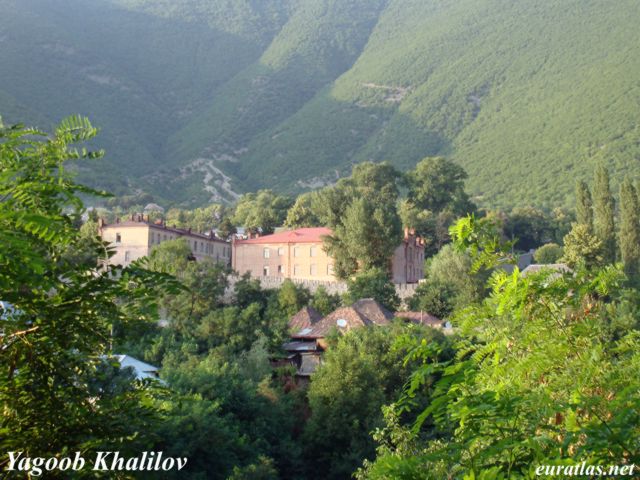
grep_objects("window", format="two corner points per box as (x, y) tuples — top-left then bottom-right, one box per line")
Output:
(150, 232), (154, 244)
(293, 264), (301, 276)
(294, 246), (301, 257)
(278, 247), (284, 256)
(277, 265), (283, 274)
(163, 234), (167, 241)
(263, 266), (270, 277)
(115, 233), (121, 244)
(327, 264), (334, 276)
(310, 246), (317, 257)
(263, 248), (270, 259)
(124, 251), (130, 262)
(310, 264), (317, 276)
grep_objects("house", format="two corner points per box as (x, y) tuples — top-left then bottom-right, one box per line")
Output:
(288, 306), (323, 331)
(283, 299), (395, 378)
(232, 227), (425, 283)
(99, 214), (231, 267)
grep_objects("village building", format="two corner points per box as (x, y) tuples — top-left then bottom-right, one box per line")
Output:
(282, 299), (445, 380)
(232, 227), (425, 284)
(98, 214), (231, 267)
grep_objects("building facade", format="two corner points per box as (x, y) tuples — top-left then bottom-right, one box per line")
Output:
(391, 228), (426, 283)
(99, 215), (231, 267)
(232, 227), (425, 283)
(232, 227), (336, 281)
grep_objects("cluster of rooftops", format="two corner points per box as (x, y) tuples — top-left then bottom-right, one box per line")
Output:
(282, 299), (448, 378)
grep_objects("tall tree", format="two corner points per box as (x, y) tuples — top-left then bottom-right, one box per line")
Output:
(324, 197), (402, 279)
(561, 223), (604, 269)
(319, 162), (403, 279)
(233, 190), (293, 235)
(619, 177), (640, 281)
(575, 180), (593, 230)
(0, 117), (177, 465)
(593, 165), (616, 263)
(406, 157), (475, 216)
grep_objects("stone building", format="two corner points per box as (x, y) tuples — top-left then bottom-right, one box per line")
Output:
(99, 214), (231, 267)
(232, 227), (425, 284)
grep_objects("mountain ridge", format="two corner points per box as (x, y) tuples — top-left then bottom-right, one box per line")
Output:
(1, 0), (638, 209)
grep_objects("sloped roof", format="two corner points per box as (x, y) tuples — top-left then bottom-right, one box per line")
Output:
(292, 299), (393, 339)
(288, 306), (323, 331)
(394, 311), (442, 327)
(352, 298), (393, 325)
(236, 227), (332, 245)
(113, 354), (159, 380)
(300, 306), (369, 338)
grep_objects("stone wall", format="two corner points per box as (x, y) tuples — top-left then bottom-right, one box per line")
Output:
(224, 275), (418, 304)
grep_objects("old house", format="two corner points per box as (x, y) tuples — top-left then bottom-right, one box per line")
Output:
(233, 227), (425, 283)
(283, 299), (395, 379)
(99, 214), (231, 267)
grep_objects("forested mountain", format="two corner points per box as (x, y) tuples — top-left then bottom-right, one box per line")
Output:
(1, 0), (639, 208)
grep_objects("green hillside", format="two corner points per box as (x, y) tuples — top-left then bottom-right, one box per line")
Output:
(1, 0), (638, 208)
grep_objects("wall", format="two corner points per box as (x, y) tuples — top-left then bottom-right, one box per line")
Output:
(233, 241), (336, 281)
(101, 225), (152, 266)
(224, 275), (418, 304)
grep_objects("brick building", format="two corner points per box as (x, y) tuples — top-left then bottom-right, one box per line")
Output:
(99, 214), (231, 267)
(232, 227), (425, 283)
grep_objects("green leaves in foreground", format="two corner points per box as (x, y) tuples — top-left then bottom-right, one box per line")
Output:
(360, 217), (640, 479)
(0, 117), (180, 468)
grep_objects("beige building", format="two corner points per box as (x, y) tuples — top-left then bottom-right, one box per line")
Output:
(99, 214), (231, 267)
(232, 227), (424, 283)
(233, 227), (336, 281)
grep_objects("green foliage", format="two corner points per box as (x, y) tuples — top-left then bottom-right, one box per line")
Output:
(405, 156), (475, 216)
(165, 204), (229, 233)
(561, 223), (605, 269)
(321, 162), (403, 278)
(593, 165), (617, 263)
(275, 279), (311, 318)
(575, 180), (593, 230)
(362, 216), (640, 478)
(619, 177), (640, 282)
(409, 244), (486, 317)
(533, 242), (563, 264)
(233, 189), (293, 234)
(0, 117), (179, 465)
(449, 214), (515, 272)
(302, 324), (451, 480)
(344, 268), (400, 311)
(503, 206), (555, 251)
(2, 1), (640, 208)
(284, 192), (321, 228)
(407, 280), (456, 319)
(310, 285), (342, 316)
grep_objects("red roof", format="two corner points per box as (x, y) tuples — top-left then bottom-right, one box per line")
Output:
(236, 227), (333, 244)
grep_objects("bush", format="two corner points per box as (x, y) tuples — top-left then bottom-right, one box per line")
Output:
(534, 242), (563, 264)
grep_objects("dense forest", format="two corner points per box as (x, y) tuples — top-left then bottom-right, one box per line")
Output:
(2, 117), (639, 478)
(1, 0), (639, 208)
